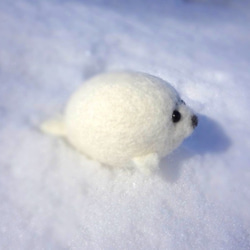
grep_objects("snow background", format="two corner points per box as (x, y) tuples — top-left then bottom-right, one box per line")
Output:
(0, 0), (250, 249)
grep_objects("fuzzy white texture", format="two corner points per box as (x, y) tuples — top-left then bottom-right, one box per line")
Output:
(1, 0), (250, 249)
(59, 72), (195, 170)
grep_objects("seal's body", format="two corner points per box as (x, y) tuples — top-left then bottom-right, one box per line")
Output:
(41, 72), (198, 173)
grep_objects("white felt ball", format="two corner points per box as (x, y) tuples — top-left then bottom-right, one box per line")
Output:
(41, 72), (198, 173)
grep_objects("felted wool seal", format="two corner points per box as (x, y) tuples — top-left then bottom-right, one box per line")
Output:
(41, 72), (198, 173)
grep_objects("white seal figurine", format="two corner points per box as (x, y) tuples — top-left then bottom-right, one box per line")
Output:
(41, 72), (198, 173)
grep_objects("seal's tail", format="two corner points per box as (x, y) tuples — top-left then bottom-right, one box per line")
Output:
(40, 116), (66, 137)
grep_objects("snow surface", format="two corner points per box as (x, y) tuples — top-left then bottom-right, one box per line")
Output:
(1, 0), (250, 249)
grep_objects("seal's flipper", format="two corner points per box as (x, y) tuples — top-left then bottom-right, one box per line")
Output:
(40, 116), (66, 137)
(132, 153), (159, 175)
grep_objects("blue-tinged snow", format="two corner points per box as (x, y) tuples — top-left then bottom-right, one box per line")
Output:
(0, 0), (250, 249)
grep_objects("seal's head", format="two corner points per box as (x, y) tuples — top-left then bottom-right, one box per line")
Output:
(163, 96), (198, 156)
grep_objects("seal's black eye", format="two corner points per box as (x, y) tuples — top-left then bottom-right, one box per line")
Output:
(172, 110), (181, 123)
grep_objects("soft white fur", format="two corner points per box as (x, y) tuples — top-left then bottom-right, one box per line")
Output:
(41, 72), (196, 173)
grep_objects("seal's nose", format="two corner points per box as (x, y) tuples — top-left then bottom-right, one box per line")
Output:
(191, 115), (198, 128)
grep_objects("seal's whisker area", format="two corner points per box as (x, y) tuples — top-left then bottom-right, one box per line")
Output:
(192, 115), (198, 128)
